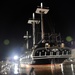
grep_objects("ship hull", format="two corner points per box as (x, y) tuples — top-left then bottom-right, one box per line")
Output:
(20, 60), (75, 75)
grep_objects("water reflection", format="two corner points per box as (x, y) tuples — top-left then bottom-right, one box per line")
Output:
(0, 59), (75, 75)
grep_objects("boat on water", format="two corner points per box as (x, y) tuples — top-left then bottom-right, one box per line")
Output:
(0, 2), (74, 75)
(19, 3), (72, 75)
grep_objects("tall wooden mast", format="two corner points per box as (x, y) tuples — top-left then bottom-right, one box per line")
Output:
(28, 13), (40, 46)
(35, 3), (49, 43)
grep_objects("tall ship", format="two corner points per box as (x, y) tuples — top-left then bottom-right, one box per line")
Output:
(0, 2), (74, 75)
(19, 3), (72, 75)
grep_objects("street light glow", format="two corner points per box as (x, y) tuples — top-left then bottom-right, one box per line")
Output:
(14, 55), (19, 60)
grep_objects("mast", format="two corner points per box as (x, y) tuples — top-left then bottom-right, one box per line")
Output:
(35, 3), (49, 43)
(33, 13), (35, 46)
(28, 13), (40, 46)
(23, 31), (31, 49)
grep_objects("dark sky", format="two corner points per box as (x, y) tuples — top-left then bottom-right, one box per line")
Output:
(0, 0), (75, 60)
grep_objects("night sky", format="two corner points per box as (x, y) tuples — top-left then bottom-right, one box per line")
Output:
(0, 0), (75, 60)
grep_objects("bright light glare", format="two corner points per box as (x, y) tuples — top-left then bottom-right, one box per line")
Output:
(14, 55), (19, 60)
(14, 63), (19, 74)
